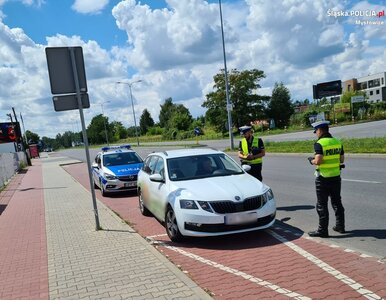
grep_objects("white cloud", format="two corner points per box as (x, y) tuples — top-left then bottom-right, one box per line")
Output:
(1, 0), (386, 138)
(71, 0), (109, 14)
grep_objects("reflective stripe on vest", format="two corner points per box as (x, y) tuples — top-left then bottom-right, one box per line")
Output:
(241, 138), (263, 164)
(316, 137), (342, 178)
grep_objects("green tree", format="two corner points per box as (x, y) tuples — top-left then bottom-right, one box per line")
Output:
(25, 130), (39, 144)
(267, 82), (294, 128)
(110, 121), (127, 141)
(340, 90), (366, 104)
(87, 114), (110, 144)
(202, 69), (267, 133)
(159, 98), (174, 128)
(169, 104), (192, 131)
(139, 109), (155, 134)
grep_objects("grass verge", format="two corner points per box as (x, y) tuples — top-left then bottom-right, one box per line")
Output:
(265, 137), (386, 153)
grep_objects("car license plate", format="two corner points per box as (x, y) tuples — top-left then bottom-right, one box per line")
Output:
(124, 182), (136, 187)
(225, 212), (257, 225)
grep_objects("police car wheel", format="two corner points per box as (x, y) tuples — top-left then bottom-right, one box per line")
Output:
(100, 180), (108, 197)
(138, 190), (151, 216)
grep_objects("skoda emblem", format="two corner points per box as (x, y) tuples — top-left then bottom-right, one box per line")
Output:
(234, 196), (241, 201)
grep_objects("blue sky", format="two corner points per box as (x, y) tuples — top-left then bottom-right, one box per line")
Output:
(0, 0), (386, 138)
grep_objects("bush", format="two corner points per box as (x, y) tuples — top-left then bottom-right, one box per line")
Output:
(147, 126), (164, 135)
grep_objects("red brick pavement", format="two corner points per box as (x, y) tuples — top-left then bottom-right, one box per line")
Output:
(64, 162), (386, 300)
(0, 160), (49, 300)
(0, 170), (25, 215)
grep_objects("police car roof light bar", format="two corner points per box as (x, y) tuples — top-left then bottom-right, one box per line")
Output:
(101, 144), (131, 152)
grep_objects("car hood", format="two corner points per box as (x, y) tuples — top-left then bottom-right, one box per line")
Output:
(171, 173), (268, 201)
(104, 163), (143, 176)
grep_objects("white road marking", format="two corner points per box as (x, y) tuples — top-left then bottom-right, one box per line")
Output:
(342, 178), (381, 184)
(147, 233), (168, 239)
(268, 230), (382, 300)
(146, 236), (310, 299)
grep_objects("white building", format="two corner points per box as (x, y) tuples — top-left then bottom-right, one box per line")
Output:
(355, 72), (386, 103)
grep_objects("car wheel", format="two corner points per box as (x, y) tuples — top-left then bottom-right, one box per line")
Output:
(165, 205), (184, 242)
(138, 189), (151, 216)
(100, 180), (107, 197)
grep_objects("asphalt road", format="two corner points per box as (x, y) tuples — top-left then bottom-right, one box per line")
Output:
(59, 120), (386, 258)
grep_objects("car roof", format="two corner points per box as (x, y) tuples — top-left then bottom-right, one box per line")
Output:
(150, 148), (222, 159)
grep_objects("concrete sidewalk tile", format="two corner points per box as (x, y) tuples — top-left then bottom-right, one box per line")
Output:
(41, 156), (211, 300)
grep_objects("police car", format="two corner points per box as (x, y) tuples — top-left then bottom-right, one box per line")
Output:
(92, 145), (144, 196)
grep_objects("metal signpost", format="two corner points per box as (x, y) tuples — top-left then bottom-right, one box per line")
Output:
(46, 46), (101, 230)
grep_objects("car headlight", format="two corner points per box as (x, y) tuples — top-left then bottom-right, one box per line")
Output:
(105, 173), (118, 180)
(180, 200), (198, 209)
(198, 201), (213, 213)
(263, 189), (274, 204)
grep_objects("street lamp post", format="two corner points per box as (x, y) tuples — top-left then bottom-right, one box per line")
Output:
(218, 0), (234, 150)
(100, 101), (110, 146)
(116, 80), (142, 146)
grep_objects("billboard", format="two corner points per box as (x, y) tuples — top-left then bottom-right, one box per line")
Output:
(313, 80), (342, 99)
(0, 122), (21, 144)
(334, 103), (351, 113)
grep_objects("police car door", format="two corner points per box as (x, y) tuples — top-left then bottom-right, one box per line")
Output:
(93, 154), (101, 187)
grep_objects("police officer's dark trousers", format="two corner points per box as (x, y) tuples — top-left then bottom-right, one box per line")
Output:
(245, 163), (262, 182)
(315, 175), (345, 232)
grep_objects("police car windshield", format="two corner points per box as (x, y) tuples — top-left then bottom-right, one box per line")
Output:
(103, 152), (142, 166)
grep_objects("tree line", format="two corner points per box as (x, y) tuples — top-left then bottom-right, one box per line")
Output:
(26, 68), (301, 149)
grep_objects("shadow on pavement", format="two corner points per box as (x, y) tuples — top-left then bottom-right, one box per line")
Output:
(277, 205), (315, 211)
(162, 219), (304, 251)
(330, 229), (386, 240)
(5, 186), (68, 192)
(98, 190), (138, 199)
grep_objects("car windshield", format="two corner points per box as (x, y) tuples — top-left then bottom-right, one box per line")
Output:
(103, 152), (142, 166)
(167, 153), (244, 181)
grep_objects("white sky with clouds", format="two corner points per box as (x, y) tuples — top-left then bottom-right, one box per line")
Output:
(0, 0), (386, 138)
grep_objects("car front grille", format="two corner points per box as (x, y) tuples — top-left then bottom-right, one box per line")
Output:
(210, 196), (264, 214)
(184, 213), (275, 233)
(118, 175), (137, 182)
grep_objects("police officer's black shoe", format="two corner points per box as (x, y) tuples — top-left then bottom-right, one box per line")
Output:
(308, 230), (329, 238)
(332, 226), (345, 234)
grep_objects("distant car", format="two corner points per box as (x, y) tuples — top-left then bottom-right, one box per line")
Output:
(92, 145), (144, 196)
(137, 148), (276, 242)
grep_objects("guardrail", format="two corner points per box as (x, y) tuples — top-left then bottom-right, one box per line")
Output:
(0, 152), (27, 189)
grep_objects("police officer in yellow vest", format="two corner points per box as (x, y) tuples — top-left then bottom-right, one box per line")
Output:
(308, 120), (345, 238)
(238, 126), (265, 181)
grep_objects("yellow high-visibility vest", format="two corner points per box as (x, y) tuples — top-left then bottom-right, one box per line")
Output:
(316, 137), (342, 178)
(241, 138), (263, 164)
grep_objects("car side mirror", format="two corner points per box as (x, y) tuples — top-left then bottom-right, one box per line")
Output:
(242, 164), (251, 172)
(92, 162), (99, 169)
(149, 173), (164, 182)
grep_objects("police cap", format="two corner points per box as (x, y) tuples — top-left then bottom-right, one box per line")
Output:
(239, 125), (252, 135)
(311, 120), (330, 133)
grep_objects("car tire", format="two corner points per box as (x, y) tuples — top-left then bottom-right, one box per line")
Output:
(138, 189), (151, 216)
(100, 180), (107, 197)
(165, 205), (184, 242)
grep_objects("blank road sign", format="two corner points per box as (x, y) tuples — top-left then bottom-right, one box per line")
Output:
(53, 93), (90, 112)
(46, 47), (88, 94)
(351, 95), (365, 103)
